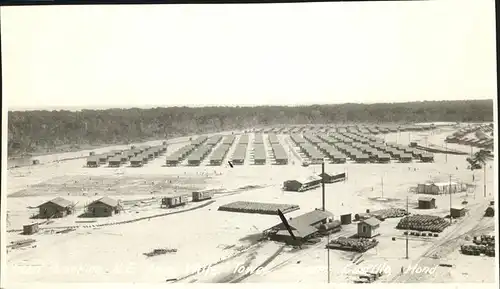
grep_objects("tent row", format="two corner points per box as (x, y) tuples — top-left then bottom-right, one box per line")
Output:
(303, 133), (322, 144)
(209, 144), (231, 165)
(231, 143), (248, 165)
(166, 144), (196, 166)
(268, 133), (280, 144)
(297, 142), (324, 164)
(191, 136), (208, 146)
(187, 145), (213, 166)
(270, 143), (288, 165)
(206, 135), (223, 146)
(87, 143), (167, 168)
(290, 134), (307, 144)
(253, 144), (267, 165)
(254, 134), (264, 144)
(128, 145), (167, 167)
(222, 135), (236, 145)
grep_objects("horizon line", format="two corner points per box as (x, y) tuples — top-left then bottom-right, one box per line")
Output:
(7, 98), (494, 112)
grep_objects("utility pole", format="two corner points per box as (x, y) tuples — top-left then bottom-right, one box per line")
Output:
(381, 176), (384, 199)
(483, 165), (486, 197)
(322, 161), (330, 284)
(406, 195), (409, 259)
(449, 174), (452, 224)
(322, 162), (326, 211)
(445, 142), (448, 163)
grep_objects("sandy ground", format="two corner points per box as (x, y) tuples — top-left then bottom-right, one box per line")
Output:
(4, 126), (497, 284)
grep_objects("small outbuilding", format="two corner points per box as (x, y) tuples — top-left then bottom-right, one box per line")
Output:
(161, 194), (189, 208)
(86, 197), (121, 217)
(357, 217), (381, 238)
(418, 197), (436, 209)
(23, 223), (40, 235)
(450, 206), (466, 218)
(283, 176), (322, 192)
(37, 197), (75, 219)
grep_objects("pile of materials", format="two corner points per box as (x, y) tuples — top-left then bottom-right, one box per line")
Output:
(143, 248), (177, 257)
(462, 234), (495, 257)
(370, 208), (407, 220)
(396, 214), (450, 232)
(218, 201), (300, 215)
(326, 236), (379, 253)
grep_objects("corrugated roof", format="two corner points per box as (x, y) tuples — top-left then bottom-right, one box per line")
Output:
(89, 196), (119, 208)
(289, 209), (333, 228)
(360, 217), (381, 227)
(39, 197), (73, 208)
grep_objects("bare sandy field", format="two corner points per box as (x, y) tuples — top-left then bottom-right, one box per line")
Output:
(4, 128), (497, 284)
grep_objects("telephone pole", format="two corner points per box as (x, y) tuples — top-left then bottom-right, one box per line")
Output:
(449, 174), (453, 224)
(406, 195), (409, 259)
(483, 165), (486, 197)
(322, 161), (330, 283)
(381, 176), (384, 199)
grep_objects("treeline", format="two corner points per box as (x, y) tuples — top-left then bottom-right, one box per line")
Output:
(7, 100), (493, 157)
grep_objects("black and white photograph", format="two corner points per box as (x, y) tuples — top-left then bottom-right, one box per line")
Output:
(1, 0), (498, 286)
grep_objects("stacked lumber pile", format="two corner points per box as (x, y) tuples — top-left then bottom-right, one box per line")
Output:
(326, 236), (379, 253)
(396, 214), (450, 232)
(218, 201), (300, 215)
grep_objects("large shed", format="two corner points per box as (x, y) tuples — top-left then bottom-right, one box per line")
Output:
(283, 175), (322, 192)
(267, 210), (334, 244)
(318, 172), (346, 184)
(37, 197), (75, 219)
(417, 182), (458, 195)
(86, 197), (121, 217)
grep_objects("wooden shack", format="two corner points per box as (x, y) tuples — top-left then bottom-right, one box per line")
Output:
(450, 207), (466, 218)
(418, 197), (436, 209)
(86, 197), (121, 217)
(23, 223), (39, 235)
(357, 217), (381, 238)
(192, 190), (214, 202)
(161, 195), (189, 208)
(37, 197), (75, 219)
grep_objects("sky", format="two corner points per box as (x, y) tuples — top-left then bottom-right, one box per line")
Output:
(1, 0), (497, 110)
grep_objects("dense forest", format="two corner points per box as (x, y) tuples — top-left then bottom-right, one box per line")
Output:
(7, 100), (493, 157)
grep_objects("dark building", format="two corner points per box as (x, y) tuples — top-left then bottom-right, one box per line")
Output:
(484, 206), (494, 217)
(283, 176), (322, 192)
(192, 190), (214, 202)
(37, 197), (75, 219)
(161, 195), (189, 208)
(418, 197), (436, 209)
(86, 197), (121, 217)
(23, 223), (39, 235)
(266, 210), (334, 244)
(450, 207), (466, 218)
(319, 172), (346, 184)
(340, 213), (352, 225)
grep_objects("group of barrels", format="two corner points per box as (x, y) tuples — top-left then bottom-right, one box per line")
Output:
(327, 236), (379, 253)
(461, 245), (495, 257)
(396, 214), (450, 232)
